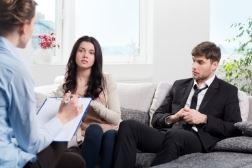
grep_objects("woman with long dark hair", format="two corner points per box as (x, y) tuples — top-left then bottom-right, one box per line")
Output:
(54, 35), (121, 168)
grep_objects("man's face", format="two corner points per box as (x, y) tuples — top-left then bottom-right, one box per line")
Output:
(192, 56), (218, 83)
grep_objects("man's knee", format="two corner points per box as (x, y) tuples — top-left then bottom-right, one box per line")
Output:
(119, 119), (141, 132)
(165, 129), (195, 141)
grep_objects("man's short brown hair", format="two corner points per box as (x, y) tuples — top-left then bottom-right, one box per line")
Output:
(191, 41), (221, 62)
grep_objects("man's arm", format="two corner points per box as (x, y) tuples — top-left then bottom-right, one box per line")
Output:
(151, 81), (186, 129)
(202, 87), (242, 138)
(151, 87), (173, 129)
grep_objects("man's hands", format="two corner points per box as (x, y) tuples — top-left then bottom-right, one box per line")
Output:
(165, 109), (185, 125)
(182, 108), (207, 124)
(57, 91), (83, 124)
(165, 107), (207, 125)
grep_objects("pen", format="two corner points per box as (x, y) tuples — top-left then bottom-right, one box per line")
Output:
(64, 91), (72, 105)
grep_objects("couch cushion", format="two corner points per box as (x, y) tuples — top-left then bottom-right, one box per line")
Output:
(54, 75), (64, 84)
(149, 81), (172, 125)
(238, 90), (249, 121)
(248, 97), (252, 121)
(136, 153), (155, 167)
(153, 152), (252, 168)
(121, 107), (149, 125)
(214, 136), (252, 153)
(34, 84), (59, 109)
(235, 121), (252, 136)
(117, 82), (156, 113)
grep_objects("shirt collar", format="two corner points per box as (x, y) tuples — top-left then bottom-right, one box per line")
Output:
(193, 74), (215, 89)
(0, 36), (20, 58)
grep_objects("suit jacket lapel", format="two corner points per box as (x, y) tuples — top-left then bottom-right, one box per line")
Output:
(199, 77), (219, 111)
(180, 79), (194, 107)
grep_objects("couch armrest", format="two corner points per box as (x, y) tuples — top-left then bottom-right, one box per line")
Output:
(247, 96), (252, 121)
(34, 84), (59, 108)
(35, 84), (59, 96)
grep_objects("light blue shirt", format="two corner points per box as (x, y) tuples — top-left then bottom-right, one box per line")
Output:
(0, 37), (63, 168)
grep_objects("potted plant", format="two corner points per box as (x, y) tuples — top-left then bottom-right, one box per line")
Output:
(220, 18), (252, 95)
(34, 33), (59, 64)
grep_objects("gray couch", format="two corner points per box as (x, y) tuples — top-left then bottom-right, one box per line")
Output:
(35, 79), (252, 168)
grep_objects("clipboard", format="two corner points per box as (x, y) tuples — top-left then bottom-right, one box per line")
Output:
(36, 97), (91, 141)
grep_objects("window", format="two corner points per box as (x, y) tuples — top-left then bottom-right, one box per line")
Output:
(75, 0), (140, 63)
(33, 0), (56, 42)
(31, 0), (54, 64)
(210, 0), (252, 60)
(32, 0), (152, 64)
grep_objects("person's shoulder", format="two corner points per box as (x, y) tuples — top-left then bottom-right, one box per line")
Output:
(0, 62), (14, 87)
(216, 77), (238, 91)
(173, 78), (193, 86)
(102, 73), (117, 90)
(0, 39), (32, 85)
(0, 53), (16, 73)
(0, 57), (28, 83)
(103, 73), (110, 80)
(103, 73), (115, 84)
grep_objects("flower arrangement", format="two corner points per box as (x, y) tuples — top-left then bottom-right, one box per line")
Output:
(38, 33), (60, 49)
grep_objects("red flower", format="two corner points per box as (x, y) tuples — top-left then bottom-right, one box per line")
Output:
(38, 33), (60, 49)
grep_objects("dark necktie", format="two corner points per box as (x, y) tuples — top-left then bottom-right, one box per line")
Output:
(190, 84), (208, 109)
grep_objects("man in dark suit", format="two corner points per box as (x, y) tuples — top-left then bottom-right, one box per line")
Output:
(113, 41), (242, 168)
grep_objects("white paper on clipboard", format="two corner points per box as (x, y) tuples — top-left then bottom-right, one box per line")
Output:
(36, 97), (91, 141)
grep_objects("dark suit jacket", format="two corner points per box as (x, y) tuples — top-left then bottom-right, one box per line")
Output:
(151, 77), (242, 151)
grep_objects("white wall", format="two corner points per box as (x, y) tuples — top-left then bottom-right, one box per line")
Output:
(21, 0), (209, 86)
(152, 0), (209, 83)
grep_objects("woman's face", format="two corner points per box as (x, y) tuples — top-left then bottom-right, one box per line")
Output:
(75, 41), (95, 70)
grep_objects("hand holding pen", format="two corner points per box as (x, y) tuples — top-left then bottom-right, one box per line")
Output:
(57, 91), (83, 124)
(63, 91), (72, 104)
